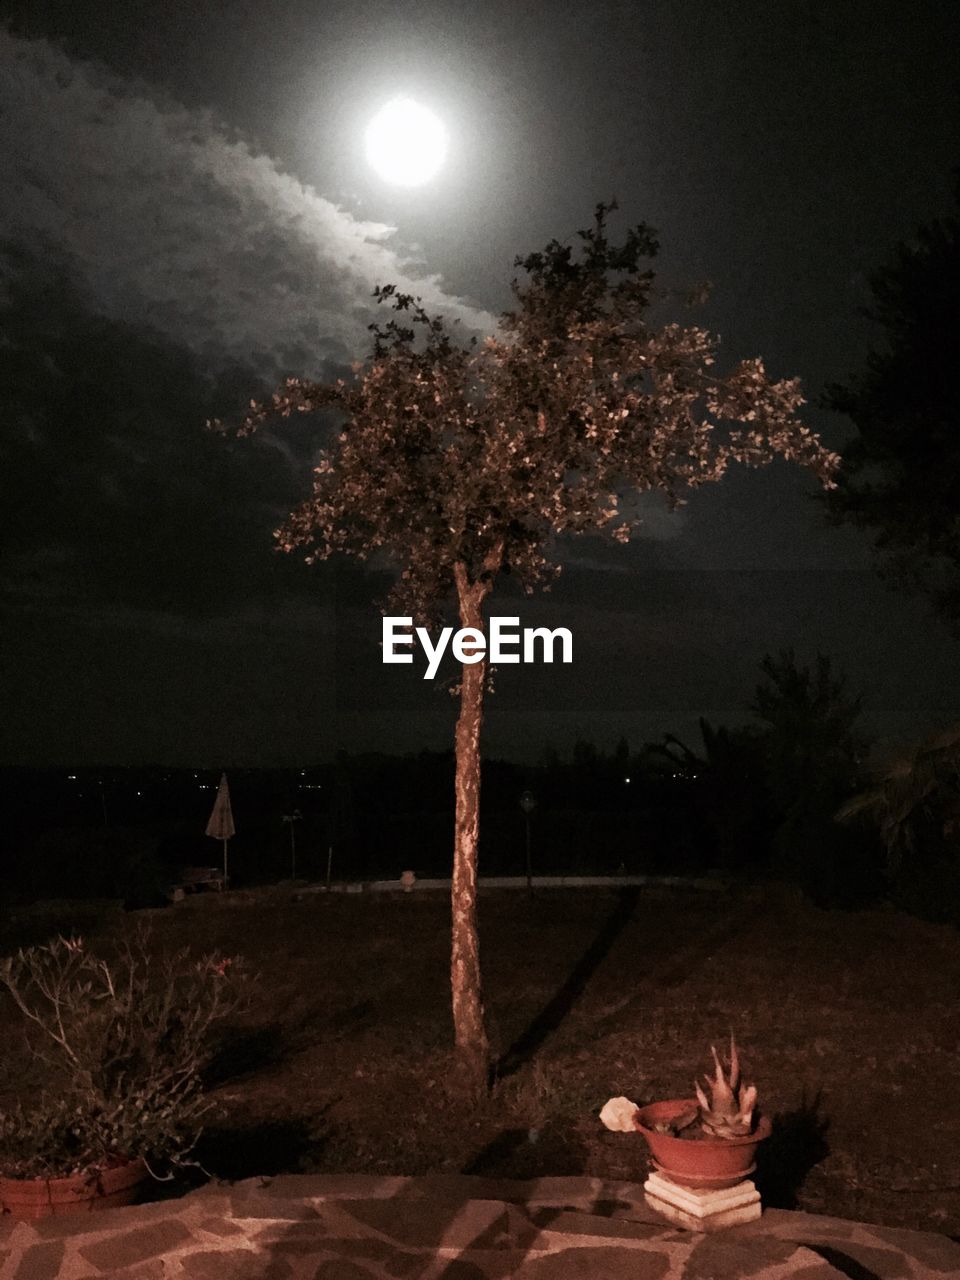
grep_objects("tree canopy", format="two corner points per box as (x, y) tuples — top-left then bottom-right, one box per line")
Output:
(234, 202), (839, 623)
(821, 178), (960, 625)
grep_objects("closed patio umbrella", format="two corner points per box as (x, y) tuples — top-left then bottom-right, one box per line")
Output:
(205, 772), (235, 886)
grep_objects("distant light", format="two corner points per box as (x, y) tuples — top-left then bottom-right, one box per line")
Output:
(624, 777), (631, 784)
(67, 774), (77, 780)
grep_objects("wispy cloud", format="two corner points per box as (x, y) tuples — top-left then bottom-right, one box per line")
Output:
(0, 30), (495, 377)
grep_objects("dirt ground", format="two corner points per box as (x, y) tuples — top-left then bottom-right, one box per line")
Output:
(2, 882), (959, 1237)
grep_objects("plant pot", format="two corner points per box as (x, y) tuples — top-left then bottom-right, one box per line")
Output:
(0, 1157), (148, 1219)
(634, 1098), (771, 1190)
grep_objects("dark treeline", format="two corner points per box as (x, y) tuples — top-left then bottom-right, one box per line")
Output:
(0, 752), (685, 903)
(2, 649), (958, 919)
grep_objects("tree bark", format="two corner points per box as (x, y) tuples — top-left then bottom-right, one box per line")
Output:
(450, 562), (492, 1097)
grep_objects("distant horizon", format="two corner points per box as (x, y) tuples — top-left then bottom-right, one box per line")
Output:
(0, 722), (938, 773)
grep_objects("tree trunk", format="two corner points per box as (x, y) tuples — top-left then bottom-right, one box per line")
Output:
(450, 565), (492, 1097)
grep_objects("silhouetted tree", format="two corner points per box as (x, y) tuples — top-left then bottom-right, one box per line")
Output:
(752, 650), (868, 892)
(645, 718), (769, 868)
(821, 178), (960, 626)
(837, 722), (960, 880)
(225, 203), (839, 1094)
(752, 651), (865, 798)
(572, 739), (601, 770)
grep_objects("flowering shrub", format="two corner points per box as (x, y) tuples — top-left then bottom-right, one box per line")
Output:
(0, 931), (246, 1178)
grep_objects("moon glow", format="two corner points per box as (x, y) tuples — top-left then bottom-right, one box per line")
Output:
(365, 97), (447, 186)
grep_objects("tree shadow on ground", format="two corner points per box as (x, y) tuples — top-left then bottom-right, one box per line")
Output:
(755, 1089), (830, 1209)
(463, 1124), (587, 1179)
(494, 888), (641, 1080)
(805, 1246), (882, 1280)
(263, 1193), (569, 1280)
(204, 999), (374, 1089)
(462, 1128), (530, 1176)
(195, 1113), (328, 1180)
(204, 1023), (291, 1086)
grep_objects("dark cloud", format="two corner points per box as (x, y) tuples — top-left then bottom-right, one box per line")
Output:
(0, 26), (495, 680)
(0, 245), (307, 615)
(0, 29), (494, 377)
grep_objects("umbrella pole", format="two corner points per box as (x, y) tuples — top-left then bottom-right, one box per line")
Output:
(222, 837), (229, 888)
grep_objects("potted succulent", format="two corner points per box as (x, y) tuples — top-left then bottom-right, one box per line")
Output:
(601, 1037), (771, 1189)
(0, 932), (244, 1218)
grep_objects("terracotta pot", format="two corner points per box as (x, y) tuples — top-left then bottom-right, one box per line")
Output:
(0, 1157), (148, 1220)
(634, 1098), (771, 1190)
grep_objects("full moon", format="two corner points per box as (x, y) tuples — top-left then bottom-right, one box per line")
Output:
(365, 97), (447, 187)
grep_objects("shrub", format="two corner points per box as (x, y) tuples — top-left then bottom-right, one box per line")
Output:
(0, 931), (246, 1178)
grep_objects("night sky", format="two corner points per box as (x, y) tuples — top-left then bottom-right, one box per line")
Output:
(1, 1), (958, 766)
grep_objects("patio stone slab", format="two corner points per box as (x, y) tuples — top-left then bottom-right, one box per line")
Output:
(0, 1173), (955, 1279)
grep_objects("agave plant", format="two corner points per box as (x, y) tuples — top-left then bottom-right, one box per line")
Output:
(694, 1036), (757, 1139)
(600, 1036), (760, 1140)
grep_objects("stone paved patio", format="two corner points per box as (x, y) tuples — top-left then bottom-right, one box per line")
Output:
(1, 1174), (958, 1278)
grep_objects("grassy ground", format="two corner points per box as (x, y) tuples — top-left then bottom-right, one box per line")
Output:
(2, 882), (959, 1236)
